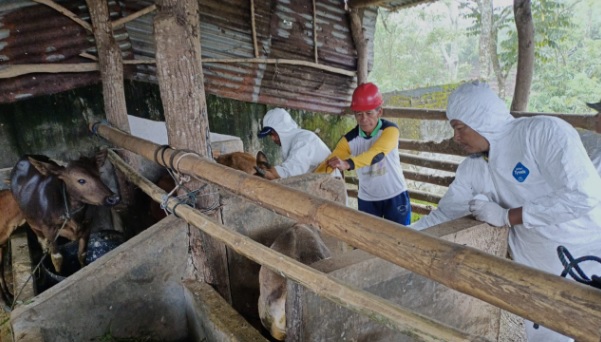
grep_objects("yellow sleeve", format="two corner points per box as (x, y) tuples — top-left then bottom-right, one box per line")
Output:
(314, 137), (351, 173)
(349, 126), (399, 169)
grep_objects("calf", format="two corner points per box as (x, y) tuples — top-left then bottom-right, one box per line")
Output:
(215, 151), (278, 180)
(258, 224), (331, 341)
(10, 155), (120, 273)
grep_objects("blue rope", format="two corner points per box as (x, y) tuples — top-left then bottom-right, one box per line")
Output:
(91, 120), (110, 136)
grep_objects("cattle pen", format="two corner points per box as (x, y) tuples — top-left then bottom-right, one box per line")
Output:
(6, 121), (600, 341)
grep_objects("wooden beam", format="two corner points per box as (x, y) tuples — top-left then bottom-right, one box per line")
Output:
(404, 170), (454, 188)
(383, 107), (599, 130)
(399, 138), (469, 157)
(349, 8), (368, 83)
(94, 123), (601, 341)
(347, 0), (390, 9)
(0, 63), (99, 78)
(112, 4), (156, 29)
(33, 0), (92, 32)
(0, 58), (356, 79)
(399, 152), (459, 173)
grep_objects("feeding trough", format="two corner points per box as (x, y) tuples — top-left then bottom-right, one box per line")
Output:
(40, 230), (125, 286)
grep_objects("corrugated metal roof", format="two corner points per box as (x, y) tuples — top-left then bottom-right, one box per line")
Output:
(0, 0), (381, 113)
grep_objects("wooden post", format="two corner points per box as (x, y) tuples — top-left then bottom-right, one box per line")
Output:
(85, 0), (138, 207)
(92, 123), (601, 342)
(349, 8), (368, 84)
(153, 0), (230, 302)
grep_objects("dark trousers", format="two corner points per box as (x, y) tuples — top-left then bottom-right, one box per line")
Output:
(358, 191), (412, 225)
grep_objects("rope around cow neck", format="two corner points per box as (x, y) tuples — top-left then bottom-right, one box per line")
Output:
(11, 190), (75, 311)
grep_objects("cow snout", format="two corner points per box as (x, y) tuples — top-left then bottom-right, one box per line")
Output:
(104, 194), (120, 206)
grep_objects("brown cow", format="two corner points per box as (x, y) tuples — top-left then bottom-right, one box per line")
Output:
(0, 189), (25, 309)
(215, 151), (278, 180)
(10, 154), (120, 274)
(258, 224), (331, 340)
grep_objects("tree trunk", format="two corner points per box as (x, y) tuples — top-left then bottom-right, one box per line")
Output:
(489, 26), (507, 98)
(478, 0), (493, 81)
(153, 0), (231, 302)
(511, 0), (534, 111)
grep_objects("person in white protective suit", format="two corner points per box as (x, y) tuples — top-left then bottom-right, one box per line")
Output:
(411, 81), (601, 342)
(258, 108), (340, 179)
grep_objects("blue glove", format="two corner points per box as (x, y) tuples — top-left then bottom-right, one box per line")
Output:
(468, 199), (510, 227)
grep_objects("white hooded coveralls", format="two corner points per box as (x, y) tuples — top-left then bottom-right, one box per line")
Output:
(412, 82), (601, 342)
(261, 108), (334, 178)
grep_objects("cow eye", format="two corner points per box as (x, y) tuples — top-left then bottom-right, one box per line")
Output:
(78, 179), (86, 184)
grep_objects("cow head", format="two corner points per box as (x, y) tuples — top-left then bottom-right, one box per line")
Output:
(258, 225), (331, 341)
(255, 151), (279, 180)
(28, 156), (120, 207)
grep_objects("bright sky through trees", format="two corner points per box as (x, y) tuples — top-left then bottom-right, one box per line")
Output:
(369, 0), (601, 114)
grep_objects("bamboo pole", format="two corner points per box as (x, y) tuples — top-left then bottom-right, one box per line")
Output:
(93, 122), (601, 341)
(249, 0), (259, 58)
(106, 149), (480, 342)
(312, 0), (318, 63)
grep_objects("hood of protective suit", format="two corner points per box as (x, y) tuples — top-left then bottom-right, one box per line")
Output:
(261, 108), (299, 136)
(446, 81), (514, 142)
(260, 108), (302, 159)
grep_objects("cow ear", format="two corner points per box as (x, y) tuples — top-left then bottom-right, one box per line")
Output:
(256, 151), (270, 165)
(28, 157), (61, 176)
(95, 149), (108, 169)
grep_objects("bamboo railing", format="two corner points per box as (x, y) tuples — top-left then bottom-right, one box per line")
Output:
(93, 122), (601, 341)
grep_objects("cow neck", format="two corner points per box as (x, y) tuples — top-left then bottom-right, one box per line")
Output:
(61, 182), (85, 220)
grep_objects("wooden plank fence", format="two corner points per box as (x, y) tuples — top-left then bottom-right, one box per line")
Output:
(345, 107), (598, 214)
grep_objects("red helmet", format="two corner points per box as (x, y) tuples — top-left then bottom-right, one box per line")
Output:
(351, 82), (383, 111)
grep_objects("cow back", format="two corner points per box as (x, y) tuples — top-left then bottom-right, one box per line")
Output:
(215, 152), (258, 175)
(10, 156), (64, 229)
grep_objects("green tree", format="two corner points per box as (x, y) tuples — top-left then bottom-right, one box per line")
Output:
(369, 2), (477, 92)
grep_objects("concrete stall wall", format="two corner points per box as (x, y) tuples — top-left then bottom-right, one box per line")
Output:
(220, 173), (349, 330)
(0, 81), (355, 170)
(286, 218), (512, 341)
(11, 216), (191, 342)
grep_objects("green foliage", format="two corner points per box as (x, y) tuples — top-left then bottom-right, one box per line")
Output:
(370, 0), (601, 115)
(369, 3), (477, 91)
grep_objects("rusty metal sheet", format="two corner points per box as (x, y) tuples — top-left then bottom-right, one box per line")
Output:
(0, 0), (134, 103)
(0, 0), (379, 114)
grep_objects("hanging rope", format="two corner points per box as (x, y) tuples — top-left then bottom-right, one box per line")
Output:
(533, 245), (601, 329)
(557, 245), (601, 289)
